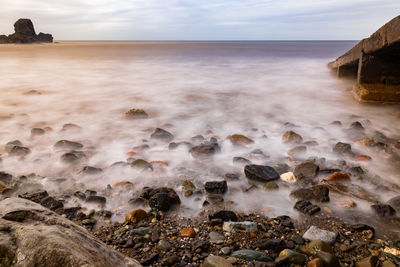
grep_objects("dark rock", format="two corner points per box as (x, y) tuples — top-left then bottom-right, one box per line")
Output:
(61, 152), (80, 164)
(190, 144), (220, 158)
(0, 35), (8, 44)
(149, 190), (180, 212)
(8, 146), (31, 156)
(293, 162), (319, 179)
(1, 19), (53, 43)
(387, 196), (400, 210)
(36, 32), (53, 42)
(276, 215), (294, 228)
(191, 135), (205, 143)
(0, 172), (12, 183)
(40, 196), (63, 211)
(233, 156), (252, 165)
(282, 130), (303, 144)
(209, 210), (237, 222)
(350, 121), (364, 131)
(294, 200), (321, 215)
(31, 128), (45, 136)
(291, 185), (329, 202)
(225, 173), (239, 180)
(348, 166), (364, 176)
(62, 123), (81, 131)
(192, 240), (210, 252)
(140, 252), (158, 265)
(150, 128), (174, 142)
(95, 210), (113, 218)
(85, 195), (106, 205)
(5, 140), (23, 152)
(287, 146), (307, 157)
(333, 142), (351, 154)
(160, 255), (180, 266)
(205, 181), (227, 194)
(244, 165), (279, 182)
(231, 249), (273, 262)
(254, 239), (285, 252)
(82, 166), (103, 175)
(54, 140), (83, 150)
(64, 207), (81, 219)
(73, 191), (86, 200)
(125, 109), (148, 119)
(350, 224), (375, 238)
(19, 190), (49, 203)
(371, 204), (396, 217)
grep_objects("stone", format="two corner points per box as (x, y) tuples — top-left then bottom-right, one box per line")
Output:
(205, 181), (228, 194)
(316, 251), (341, 267)
(5, 140), (23, 152)
(326, 172), (350, 182)
(299, 240), (334, 256)
(125, 108), (148, 119)
(61, 123), (81, 131)
(233, 157), (252, 165)
(148, 189), (180, 212)
(140, 253), (158, 266)
(180, 180), (195, 191)
(244, 165), (279, 182)
(350, 224), (375, 239)
(130, 159), (152, 170)
(180, 227), (196, 238)
(31, 128), (45, 136)
(61, 152), (80, 164)
(209, 231), (225, 244)
(192, 240), (210, 252)
(131, 227), (156, 236)
(125, 209), (148, 223)
(282, 131), (303, 144)
(150, 128), (174, 142)
(294, 200), (321, 215)
(0, 172), (12, 183)
(288, 146), (307, 157)
(223, 221), (257, 233)
(36, 32), (53, 42)
(307, 258), (323, 267)
(40, 196), (63, 211)
(190, 144), (220, 158)
(263, 181), (279, 190)
(254, 239), (285, 252)
(294, 162), (319, 179)
(0, 197), (139, 266)
(333, 142), (351, 154)
(355, 155), (372, 161)
(303, 226), (337, 244)
(290, 185), (330, 202)
(225, 173), (239, 180)
(371, 204), (396, 217)
(19, 190), (49, 203)
(54, 140), (83, 150)
(231, 250), (273, 262)
(387, 196), (400, 210)
(85, 195), (106, 205)
(275, 249), (306, 266)
(230, 134), (254, 146)
(204, 255), (233, 267)
(82, 166), (103, 175)
(0, 19), (53, 44)
(280, 172), (296, 183)
(355, 255), (378, 267)
(8, 146), (31, 156)
(209, 210), (237, 222)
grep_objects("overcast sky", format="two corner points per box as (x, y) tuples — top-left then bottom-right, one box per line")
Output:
(0, 0), (399, 40)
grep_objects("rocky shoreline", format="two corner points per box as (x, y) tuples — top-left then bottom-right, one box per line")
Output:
(0, 19), (53, 44)
(1, 108), (400, 266)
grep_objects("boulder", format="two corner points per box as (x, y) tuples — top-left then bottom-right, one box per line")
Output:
(303, 226), (337, 244)
(205, 181), (227, 194)
(333, 142), (352, 155)
(244, 164), (279, 182)
(294, 162), (319, 179)
(0, 19), (53, 44)
(150, 128), (174, 142)
(148, 188), (180, 212)
(291, 185), (330, 202)
(190, 144), (220, 158)
(0, 197), (140, 266)
(294, 200), (321, 215)
(282, 131), (303, 144)
(230, 134), (253, 146)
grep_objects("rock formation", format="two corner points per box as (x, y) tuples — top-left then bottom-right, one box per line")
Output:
(0, 19), (53, 44)
(0, 197), (140, 266)
(328, 16), (400, 103)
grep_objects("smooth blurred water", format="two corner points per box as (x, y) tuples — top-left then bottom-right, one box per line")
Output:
(0, 41), (399, 220)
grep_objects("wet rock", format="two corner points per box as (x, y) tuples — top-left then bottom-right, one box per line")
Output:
(82, 166), (103, 175)
(0, 197), (140, 266)
(150, 128), (174, 142)
(209, 210), (237, 222)
(263, 181), (279, 190)
(5, 140), (23, 152)
(180, 227), (196, 238)
(192, 239), (210, 252)
(244, 165), (279, 182)
(8, 146), (31, 156)
(355, 155), (372, 162)
(148, 189), (180, 212)
(205, 194), (224, 204)
(209, 231), (225, 243)
(387, 196), (400, 211)
(61, 152), (80, 164)
(307, 258), (323, 267)
(125, 209), (148, 223)
(0, 172), (12, 183)
(205, 181), (227, 194)
(303, 226), (337, 244)
(31, 128), (45, 136)
(294, 162), (319, 179)
(326, 172), (350, 182)
(19, 190), (49, 203)
(275, 249), (306, 266)
(140, 253), (158, 266)
(333, 142), (351, 154)
(54, 140), (83, 150)
(204, 255), (233, 267)
(40, 196), (63, 211)
(190, 144), (220, 158)
(299, 240), (334, 256)
(355, 255), (378, 267)
(61, 123), (81, 131)
(130, 159), (152, 170)
(160, 255), (180, 266)
(291, 185), (329, 202)
(223, 221), (257, 233)
(125, 108), (148, 119)
(157, 239), (173, 251)
(280, 172), (296, 183)
(288, 146), (307, 157)
(282, 131), (303, 144)
(231, 250), (273, 262)
(225, 173), (239, 180)
(233, 157), (252, 165)
(63, 207), (81, 219)
(294, 200), (321, 215)
(371, 204), (396, 217)
(96, 210), (113, 218)
(350, 121), (364, 131)
(348, 166), (364, 176)
(85, 195), (106, 205)
(254, 239), (285, 252)
(230, 134), (254, 146)
(316, 251), (341, 267)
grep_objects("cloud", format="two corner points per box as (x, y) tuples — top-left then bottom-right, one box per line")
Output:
(0, 0), (399, 40)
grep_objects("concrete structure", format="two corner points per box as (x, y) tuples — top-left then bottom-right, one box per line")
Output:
(329, 16), (400, 103)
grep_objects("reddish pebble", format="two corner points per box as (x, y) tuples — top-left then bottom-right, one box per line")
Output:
(180, 228), (196, 238)
(150, 161), (168, 166)
(126, 151), (136, 156)
(250, 232), (257, 238)
(307, 258), (323, 267)
(327, 172), (350, 182)
(354, 155), (372, 162)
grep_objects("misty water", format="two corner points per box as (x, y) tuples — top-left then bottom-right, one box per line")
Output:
(1, 41), (400, 225)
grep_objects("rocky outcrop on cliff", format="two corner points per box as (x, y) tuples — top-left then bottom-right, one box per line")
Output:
(0, 19), (53, 44)
(0, 197), (141, 267)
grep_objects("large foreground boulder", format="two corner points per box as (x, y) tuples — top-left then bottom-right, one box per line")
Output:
(0, 197), (140, 267)
(0, 19), (53, 44)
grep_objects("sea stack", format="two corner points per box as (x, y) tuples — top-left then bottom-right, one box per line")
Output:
(0, 18), (53, 44)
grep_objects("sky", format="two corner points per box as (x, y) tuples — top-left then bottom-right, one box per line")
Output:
(0, 0), (399, 40)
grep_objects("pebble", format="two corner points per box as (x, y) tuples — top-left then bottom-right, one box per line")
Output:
(209, 231), (225, 244)
(230, 134), (254, 146)
(125, 209), (147, 223)
(303, 226), (337, 244)
(180, 227), (196, 238)
(282, 130), (303, 144)
(231, 249), (272, 262)
(280, 172), (297, 183)
(244, 164), (280, 182)
(204, 255), (233, 267)
(223, 221), (257, 233)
